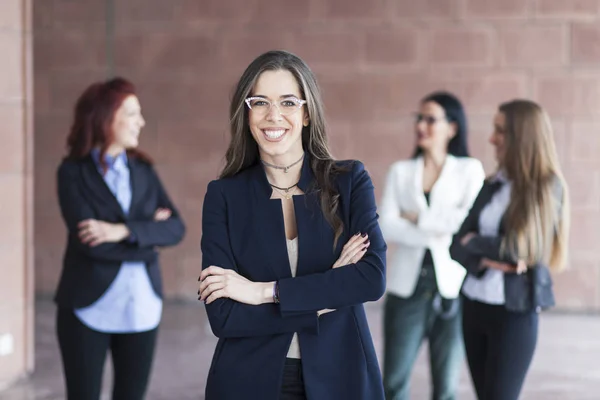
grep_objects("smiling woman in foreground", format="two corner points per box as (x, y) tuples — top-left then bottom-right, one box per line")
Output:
(198, 50), (387, 400)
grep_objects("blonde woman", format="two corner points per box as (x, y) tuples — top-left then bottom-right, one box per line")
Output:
(380, 92), (484, 400)
(450, 99), (570, 400)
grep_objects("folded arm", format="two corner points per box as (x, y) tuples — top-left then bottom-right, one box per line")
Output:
(201, 180), (319, 339)
(57, 162), (156, 263)
(278, 162), (387, 315)
(379, 165), (436, 247)
(126, 168), (186, 248)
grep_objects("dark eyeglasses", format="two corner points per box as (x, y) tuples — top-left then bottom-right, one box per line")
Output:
(414, 113), (447, 125)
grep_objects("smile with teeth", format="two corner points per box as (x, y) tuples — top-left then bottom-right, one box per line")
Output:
(263, 129), (287, 140)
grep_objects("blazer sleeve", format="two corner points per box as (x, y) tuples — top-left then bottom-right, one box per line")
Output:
(449, 186), (488, 276)
(277, 162), (386, 315)
(201, 180), (319, 339)
(57, 162), (156, 263)
(125, 167), (186, 248)
(417, 160), (485, 235)
(378, 163), (436, 247)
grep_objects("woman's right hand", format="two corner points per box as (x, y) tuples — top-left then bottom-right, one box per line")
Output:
(153, 208), (171, 221)
(319, 233), (370, 317)
(332, 232), (370, 269)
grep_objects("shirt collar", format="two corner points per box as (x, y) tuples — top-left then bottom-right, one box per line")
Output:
(90, 148), (128, 172)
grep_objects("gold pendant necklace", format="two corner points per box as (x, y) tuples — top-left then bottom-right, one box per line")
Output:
(274, 186), (296, 200)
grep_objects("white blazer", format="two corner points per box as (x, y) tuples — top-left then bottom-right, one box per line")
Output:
(379, 155), (485, 299)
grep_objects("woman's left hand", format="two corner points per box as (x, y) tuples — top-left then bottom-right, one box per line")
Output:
(78, 219), (130, 246)
(199, 266), (270, 305)
(400, 211), (419, 224)
(480, 258), (528, 274)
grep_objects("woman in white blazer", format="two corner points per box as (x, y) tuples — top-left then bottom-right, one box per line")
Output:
(380, 92), (485, 400)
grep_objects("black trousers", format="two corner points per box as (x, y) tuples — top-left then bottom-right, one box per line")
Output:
(280, 358), (307, 400)
(462, 297), (538, 400)
(56, 307), (158, 400)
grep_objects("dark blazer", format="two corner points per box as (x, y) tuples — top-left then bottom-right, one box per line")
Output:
(54, 154), (186, 309)
(201, 158), (386, 400)
(450, 179), (561, 313)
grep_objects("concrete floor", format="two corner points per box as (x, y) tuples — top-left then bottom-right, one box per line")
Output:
(2, 300), (600, 400)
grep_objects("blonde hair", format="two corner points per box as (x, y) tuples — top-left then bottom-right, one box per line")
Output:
(499, 99), (570, 271)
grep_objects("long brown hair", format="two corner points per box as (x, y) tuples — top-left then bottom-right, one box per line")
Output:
(65, 77), (151, 172)
(222, 50), (348, 245)
(499, 99), (570, 271)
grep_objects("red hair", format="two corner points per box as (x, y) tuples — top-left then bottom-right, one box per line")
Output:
(65, 77), (151, 171)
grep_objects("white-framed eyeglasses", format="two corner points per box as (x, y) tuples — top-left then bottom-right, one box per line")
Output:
(244, 96), (307, 116)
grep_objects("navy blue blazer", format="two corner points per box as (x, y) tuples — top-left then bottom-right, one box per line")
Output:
(55, 154), (186, 308)
(201, 158), (387, 400)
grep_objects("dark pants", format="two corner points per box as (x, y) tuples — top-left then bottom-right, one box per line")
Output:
(56, 307), (158, 400)
(280, 358), (307, 400)
(462, 296), (538, 400)
(383, 263), (464, 400)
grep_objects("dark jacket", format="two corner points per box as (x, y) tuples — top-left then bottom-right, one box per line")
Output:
(450, 179), (562, 313)
(201, 158), (386, 400)
(54, 154), (186, 308)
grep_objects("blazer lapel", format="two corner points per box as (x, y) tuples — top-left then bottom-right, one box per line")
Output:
(80, 155), (125, 220)
(428, 155), (457, 205)
(294, 156), (336, 276)
(412, 157), (428, 211)
(249, 164), (295, 280)
(294, 191), (335, 276)
(473, 179), (506, 234)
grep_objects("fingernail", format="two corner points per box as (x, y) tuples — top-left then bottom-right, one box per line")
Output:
(355, 232), (361, 236)
(197, 290), (200, 295)
(197, 296), (201, 301)
(198, 276), (201, 281)
(362, 246), (368, 251)
(361, 232), (367, 237)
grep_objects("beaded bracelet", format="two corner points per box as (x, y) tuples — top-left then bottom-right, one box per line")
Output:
(273, 281), (280, 304)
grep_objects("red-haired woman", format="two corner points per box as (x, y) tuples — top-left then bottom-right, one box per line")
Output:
(54, 77), (186, 400)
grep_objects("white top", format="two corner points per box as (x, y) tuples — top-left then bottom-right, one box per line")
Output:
(462, 171), (511, 304)
(286, 238), (301, 359)
(379, 155), (485, 298)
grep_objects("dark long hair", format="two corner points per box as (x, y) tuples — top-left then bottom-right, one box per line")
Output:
(65, 77), (151, 172)
(412, 91), (470, 158)
(222, 50), (348, 246)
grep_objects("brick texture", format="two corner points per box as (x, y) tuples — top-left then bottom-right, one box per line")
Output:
(571, 23), (600, 65)
(534, 0), (600, 18)
(430, 28), (494, 66)
(465, 0), (530, 18)
(32, 1), (600, 311)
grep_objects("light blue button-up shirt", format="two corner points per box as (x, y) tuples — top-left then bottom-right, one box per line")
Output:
(74, 149), (162, 333)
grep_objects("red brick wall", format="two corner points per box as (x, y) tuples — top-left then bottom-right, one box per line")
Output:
(34, 0), (600, 310)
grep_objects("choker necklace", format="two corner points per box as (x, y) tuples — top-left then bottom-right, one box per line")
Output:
(270, 182), (299, 200)
(261, 154), (304, 173)
(270, 181), (299, 193)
